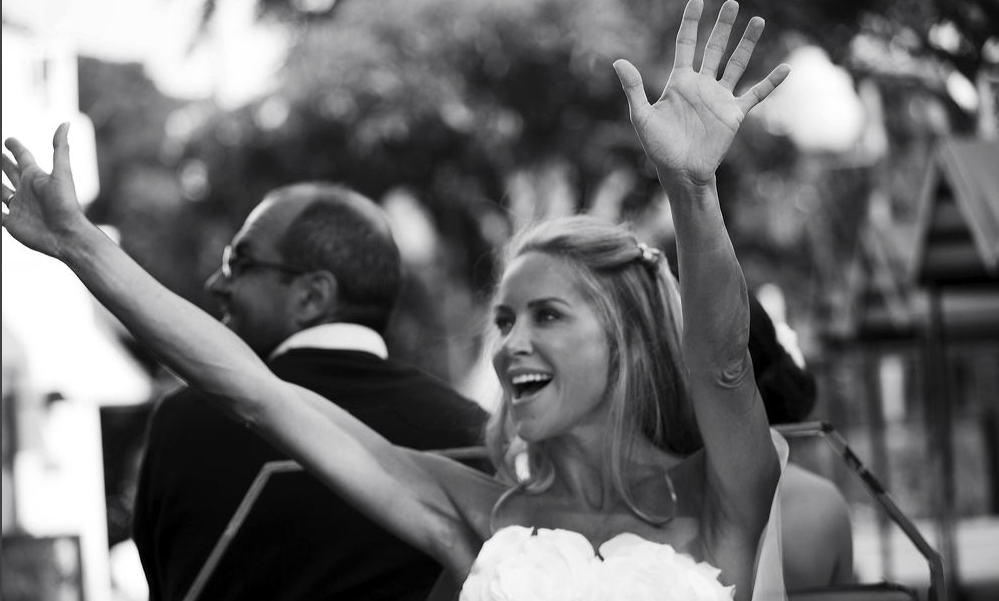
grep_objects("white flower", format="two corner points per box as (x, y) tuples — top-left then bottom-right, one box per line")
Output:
(595, 534), (735, 601)
(461, 527), (734, 601)
(461, 526), (598, 601)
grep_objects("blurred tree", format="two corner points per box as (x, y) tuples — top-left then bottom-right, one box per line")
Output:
(176, 0), (795, 285)
(102, 0), (993, 379)
(216, 0), (997, 79)
(77, 58), (215, 308)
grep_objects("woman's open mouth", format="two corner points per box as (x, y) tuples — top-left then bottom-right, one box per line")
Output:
(510, 372), (553, 403)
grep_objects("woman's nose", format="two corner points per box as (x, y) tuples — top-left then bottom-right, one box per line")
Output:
(503, 321), (533, 356)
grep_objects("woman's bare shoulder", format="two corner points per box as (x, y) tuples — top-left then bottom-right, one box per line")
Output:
(407, 449), (510, 536)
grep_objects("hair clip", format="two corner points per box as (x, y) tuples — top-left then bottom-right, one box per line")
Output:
(636, 242), (663, 267)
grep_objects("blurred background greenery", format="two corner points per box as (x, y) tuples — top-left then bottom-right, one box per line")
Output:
(69, 0), (992, 375)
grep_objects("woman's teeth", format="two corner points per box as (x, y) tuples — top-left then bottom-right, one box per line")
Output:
(511, 373), (553, 399)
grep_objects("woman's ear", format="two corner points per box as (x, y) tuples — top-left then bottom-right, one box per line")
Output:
(294, 270), (339, 326)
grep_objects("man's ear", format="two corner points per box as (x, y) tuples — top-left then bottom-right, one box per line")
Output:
(294, 270), (339, 326)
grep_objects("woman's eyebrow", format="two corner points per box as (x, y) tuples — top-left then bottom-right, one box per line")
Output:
(527, 297), (570, 309)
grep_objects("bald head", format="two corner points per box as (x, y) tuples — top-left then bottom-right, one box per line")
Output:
(263, 182), (402, 333)
(262, 183), (394, 237)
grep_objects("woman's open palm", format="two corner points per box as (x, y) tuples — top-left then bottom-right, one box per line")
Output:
(615, 0), (789, 186)
(2, 123), (86, 258)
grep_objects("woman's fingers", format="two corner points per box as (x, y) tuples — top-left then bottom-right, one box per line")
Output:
(1, 183), (13, 207)
(720, 16), (765, 91)
(52, 123), (72, 179)
(737, 64), (790, 114)
(2, 153), (21, 188)
(700, 0), (739, 78)
(4, 137), (39, 174)
(673, 0), (703, 72)
(614, 59), (651, 121)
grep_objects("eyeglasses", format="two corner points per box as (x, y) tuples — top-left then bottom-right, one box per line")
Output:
(221, 245), (306, 279)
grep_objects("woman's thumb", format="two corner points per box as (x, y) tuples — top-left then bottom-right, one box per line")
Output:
(613, 60), (649, 116)
(52, 122), (73, 177)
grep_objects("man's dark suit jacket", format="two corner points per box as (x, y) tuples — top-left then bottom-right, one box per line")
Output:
(133, 348), (488, 601)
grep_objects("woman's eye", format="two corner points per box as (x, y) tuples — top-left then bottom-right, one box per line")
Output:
(536, 309), (560, 323)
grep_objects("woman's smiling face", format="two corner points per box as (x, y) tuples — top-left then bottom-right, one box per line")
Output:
(491, 251), (611, 442)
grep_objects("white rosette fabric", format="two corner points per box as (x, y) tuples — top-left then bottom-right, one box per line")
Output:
(460, 526), (598, 601)
(460, 528), (732, 601)
(460, 431), (790, 601)
(594, 533), (734, 601)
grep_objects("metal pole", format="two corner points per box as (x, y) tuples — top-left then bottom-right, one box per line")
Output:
(927, 286), (959, 600)
(863, 347), (894, 582)
(777, 421), (946, 601)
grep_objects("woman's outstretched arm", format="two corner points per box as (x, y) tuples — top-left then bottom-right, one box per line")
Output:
(614, 0), (788, 544)
(1, 127), (490, 572)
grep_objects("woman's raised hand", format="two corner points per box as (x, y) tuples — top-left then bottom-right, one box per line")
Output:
(2, 123), (89, 259)
(614, 0), (788, 187)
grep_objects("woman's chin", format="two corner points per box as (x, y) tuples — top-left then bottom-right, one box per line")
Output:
(513, 420), (544, 443)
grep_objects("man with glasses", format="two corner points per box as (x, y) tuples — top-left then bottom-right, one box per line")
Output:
(132, 182), (487, 601)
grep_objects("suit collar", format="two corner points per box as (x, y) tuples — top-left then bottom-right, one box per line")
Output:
(268, 323), (388, 361)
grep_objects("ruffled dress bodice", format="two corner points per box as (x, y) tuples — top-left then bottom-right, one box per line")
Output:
(459, 431), (789, 601)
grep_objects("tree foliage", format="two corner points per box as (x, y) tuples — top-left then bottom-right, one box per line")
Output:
(83, 0), (997, 378)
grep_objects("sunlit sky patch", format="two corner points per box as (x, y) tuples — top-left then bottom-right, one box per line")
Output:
(5, 0), (287, 108)
(3, 0), (889, 150)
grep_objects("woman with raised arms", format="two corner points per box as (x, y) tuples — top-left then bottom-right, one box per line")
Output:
(2, 1), (790, 599)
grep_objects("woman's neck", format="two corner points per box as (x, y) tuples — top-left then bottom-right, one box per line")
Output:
(543, 429), (674, 513)
(545, 433), (613, 510)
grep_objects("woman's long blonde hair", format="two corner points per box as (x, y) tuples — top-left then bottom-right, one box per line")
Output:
(484, 216), (702, 526)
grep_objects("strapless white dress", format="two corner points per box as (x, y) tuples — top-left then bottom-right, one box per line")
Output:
(460, 430), (789, 601)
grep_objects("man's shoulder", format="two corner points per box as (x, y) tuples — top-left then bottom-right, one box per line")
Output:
(274, 348), (473, 401)
(274, 347), (488, 437)
(151, 385), (215, 418)
(145, 384), (249, 443)
(379, 359), (487, 421)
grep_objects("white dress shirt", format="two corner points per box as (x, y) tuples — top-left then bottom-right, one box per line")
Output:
(268, 323), (388, 361)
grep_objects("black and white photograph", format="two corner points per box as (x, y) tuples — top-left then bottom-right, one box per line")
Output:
(2, 0), (997, 600)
